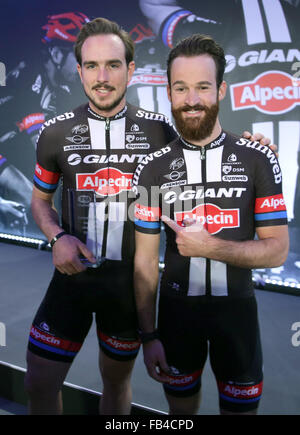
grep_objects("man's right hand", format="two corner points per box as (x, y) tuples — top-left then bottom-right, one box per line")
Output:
(52, 234), (96, 275)
(143, 339), (171, 383)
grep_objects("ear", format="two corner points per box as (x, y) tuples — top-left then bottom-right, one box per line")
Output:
(127, 60), (135, 84)
(77, 63), (83, 82)
(218, 80), (227, 101)
(167, 84), (171, 102)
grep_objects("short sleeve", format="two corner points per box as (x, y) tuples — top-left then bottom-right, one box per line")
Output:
(132, 157), (162, 234)
(254, 148), (288, 227)
(33, 125), (61, 194)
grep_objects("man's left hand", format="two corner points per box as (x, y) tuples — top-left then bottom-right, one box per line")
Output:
(242, 131), (278, 156)
(161, 215), (213, 257)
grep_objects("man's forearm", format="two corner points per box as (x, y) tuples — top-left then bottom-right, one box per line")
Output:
(134, 262), (159, 333)
(204, 233), (288, 269)
(31, 195), (62, 242)
(163, 215), (289, 269)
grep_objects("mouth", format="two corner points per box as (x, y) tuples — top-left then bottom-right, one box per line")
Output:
(185, 109), (202, 115)
(93, 85), (115, 95)
(182, 106), (206, 116)
(183, 109), (204, 118)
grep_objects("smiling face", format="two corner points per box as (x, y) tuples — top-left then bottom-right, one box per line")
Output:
(77, 34), (135, 117)
(168, 54), (226, 145)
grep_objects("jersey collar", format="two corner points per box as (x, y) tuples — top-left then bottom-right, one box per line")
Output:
(87, 104), (128, 121)
(179, 130), (226, 150)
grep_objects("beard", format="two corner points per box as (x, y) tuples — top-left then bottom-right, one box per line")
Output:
(172, 101), (219, 143)
(84, 82), (127, 114)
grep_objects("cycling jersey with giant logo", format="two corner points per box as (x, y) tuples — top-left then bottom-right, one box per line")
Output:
(133, 131), (288, 298)
(33, 102), (176, 262)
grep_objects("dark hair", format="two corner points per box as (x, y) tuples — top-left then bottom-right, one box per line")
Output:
(167, 34), (226, 88)
(74, 17), (134, 66)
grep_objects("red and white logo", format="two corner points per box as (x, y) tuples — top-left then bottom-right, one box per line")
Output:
(165, 369), (202, 387)
(175, 203), (239, 235)
(76, 167), (133, 197)
(218, 381), (263, 400)
(17, 112), (45, 132)
(230, 71), (300, 114)
(255, 194), (286, 213)
(129, 73), (168, 87)
(30, 326), (81, 352)
(98, 331), (140, 352)
(134, 203), (161, 221)
(34, 163), (60, 185)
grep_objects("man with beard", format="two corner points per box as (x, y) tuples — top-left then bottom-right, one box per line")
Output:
(132, 34), (289, 414)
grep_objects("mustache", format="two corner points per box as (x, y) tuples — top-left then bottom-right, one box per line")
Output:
(177, 104), (208, 112)
(92, 83), (115, 91)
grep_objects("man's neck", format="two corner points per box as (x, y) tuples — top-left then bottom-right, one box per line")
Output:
(88, 99), (126, 119)
(185, 119), (222, 147)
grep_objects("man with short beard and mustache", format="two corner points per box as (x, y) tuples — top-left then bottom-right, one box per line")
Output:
(171, 101), (219, 143)
(133, 34), (289, 415)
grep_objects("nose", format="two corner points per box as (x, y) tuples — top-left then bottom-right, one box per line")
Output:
(185, 89), (201, 107)
(96, 66), (109, 83)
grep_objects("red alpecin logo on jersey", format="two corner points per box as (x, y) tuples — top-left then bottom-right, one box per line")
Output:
(255, 194), (286, 213)
(230, 71), (300, 114)
(175, 203), (240, 235)
(134, 203), (161, 221)
(76, 167), (133, 197)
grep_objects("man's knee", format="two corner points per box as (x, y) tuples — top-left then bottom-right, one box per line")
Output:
(25, 351), (70, 396)
(165, 391), (201, 415)
(99, 350), (136, 388)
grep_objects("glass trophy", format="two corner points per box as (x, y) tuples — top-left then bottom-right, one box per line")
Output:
(67, 188), (104, 268)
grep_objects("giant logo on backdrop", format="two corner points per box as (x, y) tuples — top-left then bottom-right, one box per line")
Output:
(230, 71), (300, 114)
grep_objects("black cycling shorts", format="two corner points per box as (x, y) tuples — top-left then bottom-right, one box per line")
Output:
(27, 261), (141, 363)
(158, 295), (263, 413)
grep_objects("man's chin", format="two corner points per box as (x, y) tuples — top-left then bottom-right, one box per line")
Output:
(89, 96), (120, 114)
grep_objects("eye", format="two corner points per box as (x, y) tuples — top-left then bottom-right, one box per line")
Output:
(86, 64), (96, 70)
(174, 86), (186, 93)
(109, 62), (121, 69)
(198, 83), (211, 91)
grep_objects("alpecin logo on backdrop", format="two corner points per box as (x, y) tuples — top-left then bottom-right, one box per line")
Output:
(230, 70), (300, 115)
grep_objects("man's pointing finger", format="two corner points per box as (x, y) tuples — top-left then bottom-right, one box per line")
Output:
(161, 215), (182, 233)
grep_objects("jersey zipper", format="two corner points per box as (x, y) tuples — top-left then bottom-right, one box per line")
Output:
(101, 117), (111, 258)
(199, 145), (211, 297)
(200, 146), (206, 160)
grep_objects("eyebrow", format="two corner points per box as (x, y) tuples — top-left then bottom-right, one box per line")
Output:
(83, 59), (123, 66)
(172, 80), (213, 86)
